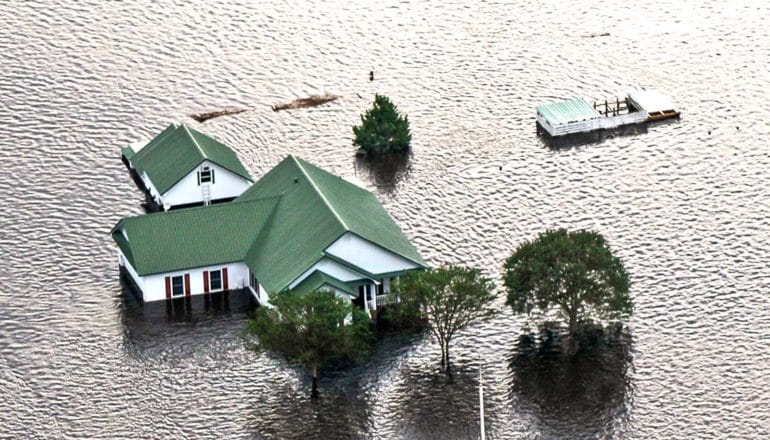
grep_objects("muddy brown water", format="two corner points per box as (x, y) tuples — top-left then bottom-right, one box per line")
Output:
(1, 1), (769, 438)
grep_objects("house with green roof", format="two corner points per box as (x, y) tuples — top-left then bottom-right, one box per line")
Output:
(112, 155), (427, 312)
(122, 123), (253, 210)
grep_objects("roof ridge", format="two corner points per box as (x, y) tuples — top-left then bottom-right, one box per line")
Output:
(132, 123), (180, 163)
(244, 193), (284, 261)
(183, 125), (208, 159)
(291, 156), (349, 230)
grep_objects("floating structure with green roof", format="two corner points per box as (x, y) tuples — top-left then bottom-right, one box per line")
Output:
(122, 123), (253, 210)
(535, 89), (679, 137)
(113, 155), (427, 312)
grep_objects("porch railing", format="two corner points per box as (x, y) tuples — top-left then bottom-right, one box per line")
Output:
(369, 293), (397, 309)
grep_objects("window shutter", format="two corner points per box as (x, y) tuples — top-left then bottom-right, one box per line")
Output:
(203, 271), (209, 293)
(165, 277), (171, 299)
(184, 273), (191, 296)
(197, 172), (200, 185)
(222, 267), (228, 290)
(211, 169), (215, 184)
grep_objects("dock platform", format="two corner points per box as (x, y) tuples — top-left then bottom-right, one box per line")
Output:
(536, 90), (679, 137)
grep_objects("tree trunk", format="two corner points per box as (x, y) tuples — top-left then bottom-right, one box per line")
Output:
(444, 341), (451, 371)
(311, 363), (319, 398)
(440, 342), (446, 370)
(567, 309), (578, 355)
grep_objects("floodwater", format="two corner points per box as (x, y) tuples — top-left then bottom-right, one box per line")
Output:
(1, 1), (769, 438)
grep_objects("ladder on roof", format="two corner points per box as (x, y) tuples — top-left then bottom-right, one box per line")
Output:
(202, 183), (211, 206)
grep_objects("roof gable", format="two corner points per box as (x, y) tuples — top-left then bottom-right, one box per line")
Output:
(130, 124), (252, 194)
(240, 157), (348, 293)
(293, 157), (427, 267)
(291, 270), (356, 298)
(238, 156), (426, 292)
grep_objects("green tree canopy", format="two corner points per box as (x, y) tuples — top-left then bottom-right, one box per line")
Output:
(393, 266), (497, 370)
(353, 94), (411, 154)
(246, 289), (372, 395)
(504, 229), (632, 339)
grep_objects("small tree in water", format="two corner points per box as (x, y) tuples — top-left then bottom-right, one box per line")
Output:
(353, 94), (411, 154)
(247, 289), (371, 396)
(392, 266), (497, 370)
(504, 229), (632, 350)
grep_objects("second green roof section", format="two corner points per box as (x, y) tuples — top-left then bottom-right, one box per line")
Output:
(122, 123), (253, 210)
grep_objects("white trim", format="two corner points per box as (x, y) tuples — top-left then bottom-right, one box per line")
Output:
(324, 232), (420, 275)
(170, 275), (185, 297)
(207, 268), (224, 292)
(288, 258), (373, 290)
(184, 125), (207, 158)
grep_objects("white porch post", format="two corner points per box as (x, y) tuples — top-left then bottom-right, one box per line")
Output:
(363, 285), (369, 314)
(370, 283), (377, 311)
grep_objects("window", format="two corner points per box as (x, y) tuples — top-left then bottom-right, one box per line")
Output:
(171, 275), (184, 296)
(198, 166), (214, 185)
(377, 282), (384, 296)
(209, 269), (222, 291)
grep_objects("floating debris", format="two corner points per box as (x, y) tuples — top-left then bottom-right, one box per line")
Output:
(272, 94), (340, 111)
(584, 32), (611, 38)
(189, 108), (247, 123)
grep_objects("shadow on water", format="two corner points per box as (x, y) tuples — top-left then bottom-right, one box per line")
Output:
(390, 364), (483, 440)
(242, 330), (423, 439)
(117, 277), (256, 357)
(354, 152), (411, 194)
(509, 323), (634, 438)
(122, 165), (163, 213)
(538, 123), (649, 151)
(245, 380), (372, 440)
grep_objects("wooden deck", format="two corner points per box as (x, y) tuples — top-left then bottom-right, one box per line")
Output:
(537, 90), (679, 137)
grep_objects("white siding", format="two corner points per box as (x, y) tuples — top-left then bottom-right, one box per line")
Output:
(140, 262), (250, 302)
(161, 161), (251, 208)
(118, 249), (145, 293)
(248, 278), (271, 307)
(324, 232), (420, 275)
(288, 258), (371, 290)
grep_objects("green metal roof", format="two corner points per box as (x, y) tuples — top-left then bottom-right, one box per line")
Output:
(291, 270), (356, 298)
(536, 98), (599, 125)
(113, 197), (279, 275)
(121, 146), (136, 162)
(113, 155), (427, 292)
(127, 123), (252, 194)
(239, 156), (427, 293)
(298, 158), (427, 268)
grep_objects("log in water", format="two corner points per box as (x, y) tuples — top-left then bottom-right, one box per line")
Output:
(189, 108), (247, 123)
(272, 94), (340, 111)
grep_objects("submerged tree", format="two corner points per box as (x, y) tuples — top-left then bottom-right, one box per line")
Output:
(392, 266), (497, 370)
(504, 229), (632, 345)
(353, 94), (411, 154)
(247, 289), (372, 396)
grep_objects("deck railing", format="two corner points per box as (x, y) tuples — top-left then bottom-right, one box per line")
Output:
(368, 294), (397, 309)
